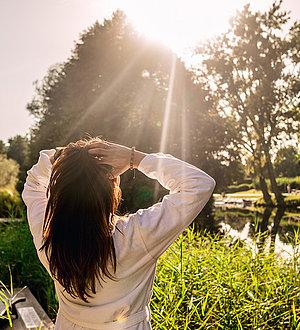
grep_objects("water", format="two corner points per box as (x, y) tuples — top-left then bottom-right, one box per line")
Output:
(195, 206), (300, 260)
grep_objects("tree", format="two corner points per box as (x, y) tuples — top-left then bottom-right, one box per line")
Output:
(26, 11), (228, 207)
(7, 135), (30, 194)
(7, 135), (29, 168)
(193, 1), (300, 206)
(0, 140), (7, 154)
(0, 154), (19, 189)
(274, 146), (300, 177)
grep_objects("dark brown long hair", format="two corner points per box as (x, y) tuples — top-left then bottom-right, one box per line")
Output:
(40, 137), (122, 302)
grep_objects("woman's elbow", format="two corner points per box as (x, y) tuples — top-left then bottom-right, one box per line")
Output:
(202, 174), (216, 196)
(210, 177), (216, 193)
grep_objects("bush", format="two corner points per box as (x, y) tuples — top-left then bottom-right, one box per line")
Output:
(0, 190), (24, 218)
(0, 154), (19, 188)
(276, 177), (300, 191)
(253, 177), (300, 193)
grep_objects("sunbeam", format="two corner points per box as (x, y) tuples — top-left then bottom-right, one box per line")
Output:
(116, 71), (156, 147)
(159, 54), (177, 153)
(181, 84), (188, 162)
(154, 53), (177, 201)
(64, 46), (148, 142)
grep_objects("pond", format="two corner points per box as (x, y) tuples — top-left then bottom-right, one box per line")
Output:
(195, 205), (300, 260)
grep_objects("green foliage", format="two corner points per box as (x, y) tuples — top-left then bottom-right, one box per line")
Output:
(202, 157), (246, 193)
(0, 140), (7, 154)
(0, 269), (13, 327)
(220, 180), (300, 197)
(6, 135), (30, 194)
(254, 177), (300, 192)
(0, 221), (57, 320)
(1, 221), (299, 327)
(7, 135), (29, 168)
(274, 147), (300, 178)
(276, 177), (300, 191)
(284, 195), (300, 208)
(194, 0), (300, 205)
(152, 228), (300, 329)
(0, 190), (24, 218)
(26, 10), (228, 210)
(0, 155), (19, 189)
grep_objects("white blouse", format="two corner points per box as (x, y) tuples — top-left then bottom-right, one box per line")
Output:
(22, 149), (216, 330)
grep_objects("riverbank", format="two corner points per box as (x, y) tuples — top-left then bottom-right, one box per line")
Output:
(1, 220), (299, 328)
(214, 189), (300, 209)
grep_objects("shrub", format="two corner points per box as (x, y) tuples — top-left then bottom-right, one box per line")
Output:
(0, 190), (24, 218)
(276, 177), (300, 191)
(253, 177), (300, 193)
(0, 154), (19, 189)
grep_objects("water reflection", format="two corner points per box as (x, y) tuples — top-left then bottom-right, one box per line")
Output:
(195, 206), (300, 260)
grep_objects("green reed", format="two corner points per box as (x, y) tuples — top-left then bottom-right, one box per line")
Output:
(0, 269), (13, 327)
(1, 220), (299, 328)
(151, 226), (300, 329)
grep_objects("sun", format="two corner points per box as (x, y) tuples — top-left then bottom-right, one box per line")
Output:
(116, 0), (271, 54)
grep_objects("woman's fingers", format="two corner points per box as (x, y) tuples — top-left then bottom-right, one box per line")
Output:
(87, 141), (110, 150)
(88, 147), (110, 156)
(87, 141), (131, 177)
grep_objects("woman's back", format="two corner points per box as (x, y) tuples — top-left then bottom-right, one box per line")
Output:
(22, 140), (216, 329)
(54, 215), (156, 329)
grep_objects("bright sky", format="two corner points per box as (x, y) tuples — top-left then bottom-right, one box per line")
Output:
(0, 0), (299, 142)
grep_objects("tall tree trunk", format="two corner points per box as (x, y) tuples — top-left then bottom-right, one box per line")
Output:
(263, 146), (285, 207)
(254, 153), (273, 206)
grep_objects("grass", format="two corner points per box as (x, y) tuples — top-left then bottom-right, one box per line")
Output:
(0, 221), (299, 329)
(0, 221), (58, 320)
(0, 270), (13, 327)
(151, 228), (300, 329)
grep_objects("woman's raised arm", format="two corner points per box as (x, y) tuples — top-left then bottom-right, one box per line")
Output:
(128, 152), (216, 260)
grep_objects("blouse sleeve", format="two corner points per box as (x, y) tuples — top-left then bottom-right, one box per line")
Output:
(21, 149), (56, 250)
(128, 152), (216, 260)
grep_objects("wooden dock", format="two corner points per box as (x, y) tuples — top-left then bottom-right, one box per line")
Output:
(1, 287), (54, 329)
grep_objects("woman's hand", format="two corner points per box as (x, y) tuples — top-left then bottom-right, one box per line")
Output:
(87, 141), (147, 178)
(88, 141), (131, 177)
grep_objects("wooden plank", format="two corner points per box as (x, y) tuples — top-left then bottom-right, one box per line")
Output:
(1, 287), (54, 329)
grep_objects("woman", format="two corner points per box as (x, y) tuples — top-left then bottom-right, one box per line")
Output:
(22, 137), (216, 329)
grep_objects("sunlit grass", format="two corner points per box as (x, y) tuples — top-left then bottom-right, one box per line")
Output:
(0, 221), (58, 320)
(0, 269), (13, 328)
(1, 220), (299, 328)
(152, 226), (300, 329)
